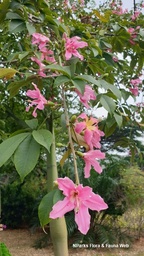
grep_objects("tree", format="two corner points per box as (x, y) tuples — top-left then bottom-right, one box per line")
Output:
(0, 0), (144, 255)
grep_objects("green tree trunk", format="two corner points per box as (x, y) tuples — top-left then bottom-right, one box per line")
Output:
(46, 117), (69, 256)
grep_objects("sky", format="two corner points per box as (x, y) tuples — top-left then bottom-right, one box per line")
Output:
(97, 0), (139, 10)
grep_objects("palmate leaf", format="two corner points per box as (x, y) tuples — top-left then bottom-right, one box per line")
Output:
(38, 189), (64, 227)
(71, 79), (86, 94)
(45, 64), (71, 78)
(76, 74), (101, 87)
(100, 79), (121, 99)
(54, 75), (70, 86)
(9, 20), (26, 33)
(25, 119), (38, 130)
(32, 129), (53, 152)
(100, 95), (116, 114)
(14, 134), (40, 181)
(0, 133), (30, 167)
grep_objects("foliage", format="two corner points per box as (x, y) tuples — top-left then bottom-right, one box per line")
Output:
(120, 165), (144, 206)
(0, 243), (12, 256)
(1, 171), (47, 228)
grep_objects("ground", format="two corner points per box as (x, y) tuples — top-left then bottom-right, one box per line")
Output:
(0, 229), (144, 256)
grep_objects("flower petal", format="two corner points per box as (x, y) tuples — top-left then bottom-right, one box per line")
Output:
(50, 197), (74, 219)
(84, 160), (91, 178)
(84, 193), (108, 211)
(57, 177), (75, 196)
(75, 122), (86, 133)
(84, 129), (93, 146)
(75, 204), (90, 234)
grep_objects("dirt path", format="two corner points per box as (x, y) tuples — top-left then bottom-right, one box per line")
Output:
(0, 229), (144, 256)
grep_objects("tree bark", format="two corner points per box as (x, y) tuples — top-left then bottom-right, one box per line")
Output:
(46, 116), (69, 256)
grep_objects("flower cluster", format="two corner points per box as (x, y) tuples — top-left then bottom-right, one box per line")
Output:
(74, 113), (105, 178)
(31, 33), (56, 77)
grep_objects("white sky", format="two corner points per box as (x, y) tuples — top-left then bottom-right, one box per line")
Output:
(97, 0), (141, 10)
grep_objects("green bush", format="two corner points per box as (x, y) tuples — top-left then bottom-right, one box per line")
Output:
(1, 174), (47, 228)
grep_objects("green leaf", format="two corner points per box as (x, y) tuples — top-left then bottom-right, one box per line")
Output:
(18, 51), (30, 61)
(53, 189), (64, 204)
(0, 243), (12, 256)
(100, 95), (116, 114)
(38, 190), (54, 227)
(71, 79), (86, 94)
(0, 133), (29, 167)
(14, 134), (40, 181)
(76, 74), (101, 87)
(45, 64), (71, 77)
(105, 123), (117, 137)
(0, 0), (10, 23)
(7, 81), (26, 98)
(9, 20), (26, 33)
(100, 79), (121, 99)
(32, 129), (53, 152)
(6, 12), (23, 20)
(25, 119), (38, 130)
(114, 137), (129, 148)
(114, 112), (123, 127)
(54, 75), (70, 87)
(0, 68), (18, 79)
(26, 22), (36, 35)
(38, 189), (64, 227)
(60, 148), (72, 167)
(7, 76), (36, 98)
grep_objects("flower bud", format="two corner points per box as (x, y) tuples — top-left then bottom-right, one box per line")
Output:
(70, 115), (77, 123)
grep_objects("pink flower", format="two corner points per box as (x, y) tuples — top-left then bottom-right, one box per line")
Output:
(50, 177), (108, 234)
(112, 56), (118, 62)
(127, 27), (140, 45)
(112, 6), (127, 15)
(75, 85), (96, 108)
(75, 113), (104, 149)
(31, 57), (46, 77)
(83, 150), (105, 178)
(130, 78), (142, 86)
(131, 10), (140, 20)
(127, 28), (135, 34)
(32, 33), (50, 50)
(129, 87), (139, 96)
(26, 83), (47, 117)
(40, 47), (56, 63)
(63, 33), (88, 60)
(0, 224), (7, 231)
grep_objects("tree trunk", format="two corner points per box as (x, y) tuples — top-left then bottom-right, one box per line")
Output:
(46, 116), (69, 256)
